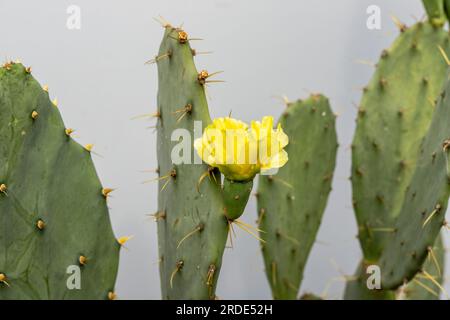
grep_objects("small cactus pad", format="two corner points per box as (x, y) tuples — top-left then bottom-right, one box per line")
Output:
(379, 71), (450, 289)
(155, 26), (228, 299)
(423, 0), (447, 27)
(0, 62), (120, 299)
(351, 22), (450, 260)
(257, 95), (338, 299)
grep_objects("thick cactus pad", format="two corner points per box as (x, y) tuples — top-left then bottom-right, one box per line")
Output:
(0, 62), (120, 299)
(351, 22), (450, 260)
(402, 234), (445, 300)
(155, 26), (228, 299)
(257, 95), (338, 299)
(379, 70), (450, 289)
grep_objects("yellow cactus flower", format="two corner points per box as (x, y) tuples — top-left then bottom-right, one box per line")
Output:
(194, 116), (288, 181)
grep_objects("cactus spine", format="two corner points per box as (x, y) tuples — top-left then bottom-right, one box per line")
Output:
(257, 95), (338, 299)
(0, 61), (120, 299)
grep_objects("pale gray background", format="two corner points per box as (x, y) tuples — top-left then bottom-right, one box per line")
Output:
(1, 0), (448, 299)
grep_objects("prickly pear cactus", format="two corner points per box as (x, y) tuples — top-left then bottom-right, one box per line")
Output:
(379, 69), (450, 289)
(155, 26), (229, 299)
(0, 61), (120, 299)
(257, 95), (338, 299)
(351, 21), (450, 261)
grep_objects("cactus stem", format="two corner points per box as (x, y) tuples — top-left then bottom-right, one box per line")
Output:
(36, 219), (45, 230)
(170, 260), (184, 289)
(177, 223), (204, 249)
(0, 273), (10, 287)
(438, 46), (450, 66)
(79, 255), (87, 266)
(426, 246), (441, 276)
(422, 204), (442, 227)
(31, 111), (39, 120)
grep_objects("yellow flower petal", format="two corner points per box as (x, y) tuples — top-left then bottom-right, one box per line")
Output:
(194, 116), (289, 181)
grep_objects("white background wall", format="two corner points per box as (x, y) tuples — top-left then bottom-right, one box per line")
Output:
(1, 0), (447, 299)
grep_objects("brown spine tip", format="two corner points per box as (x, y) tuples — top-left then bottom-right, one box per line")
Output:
(0, 184), (7, 193)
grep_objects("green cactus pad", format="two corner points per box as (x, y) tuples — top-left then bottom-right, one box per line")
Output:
(344, 234), (445, 300)
(351, 22), (450, 260)
(0, 62), (120, 299)
(155, 26), (229, 299)
(379, 70), (450, 289)
(256, 95), (338, 299)
(402, 234), (445, 300)
(222, 179), (253, 220)
(423, 0), (447, 27)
